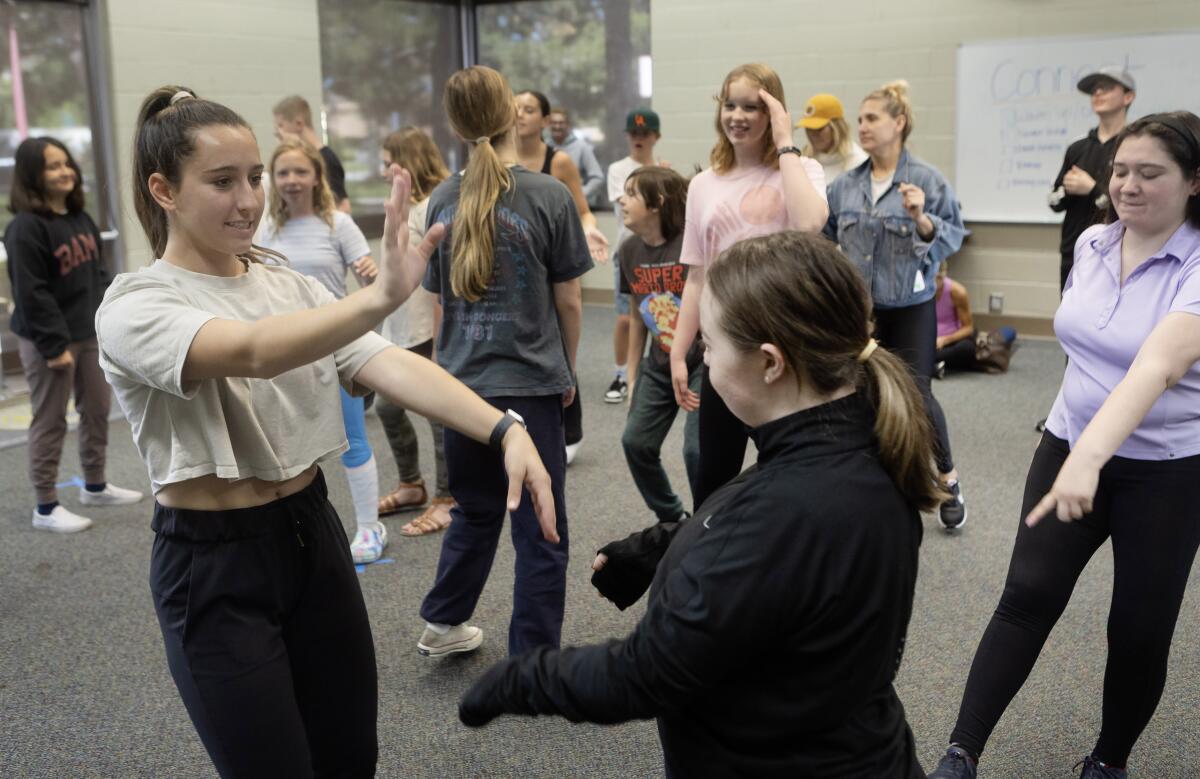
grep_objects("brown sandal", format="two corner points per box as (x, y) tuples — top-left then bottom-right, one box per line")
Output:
(378, 480), (428, 516)
(399, 497), (455, 537)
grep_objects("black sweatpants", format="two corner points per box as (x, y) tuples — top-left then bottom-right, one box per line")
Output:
(149, 470), (377, 779)
(692, 366), (749, 510)
(949, 433), (1200, 765)
(874, 299), (954, 474)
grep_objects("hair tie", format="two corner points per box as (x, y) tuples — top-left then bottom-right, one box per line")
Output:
(473, 136), (491, 145)
(856, 338), (879, 363)
(170, 90), (193, 106)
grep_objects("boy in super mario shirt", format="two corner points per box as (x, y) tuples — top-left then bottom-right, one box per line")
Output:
(617, 166), (702, 523)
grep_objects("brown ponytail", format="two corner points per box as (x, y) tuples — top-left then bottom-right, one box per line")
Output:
(706, 231), (946, 511)
(442, 66), (516, 302)
(133, 85), (282, 264)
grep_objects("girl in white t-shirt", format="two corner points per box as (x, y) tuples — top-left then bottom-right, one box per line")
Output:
(259, 139), (386, 564)
(95, 85), (553, 779)
(375, 127), (457, 537)
(669, 62), (829, 508)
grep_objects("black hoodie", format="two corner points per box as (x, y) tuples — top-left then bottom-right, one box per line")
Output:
(461, 393), (926, 778)
(5, 210), (108, 359)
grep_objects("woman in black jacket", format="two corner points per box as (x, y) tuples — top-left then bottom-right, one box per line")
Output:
(459, 230), (945, 778)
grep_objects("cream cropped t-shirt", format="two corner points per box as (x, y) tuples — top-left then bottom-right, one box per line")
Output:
(95, 259), (391, 494)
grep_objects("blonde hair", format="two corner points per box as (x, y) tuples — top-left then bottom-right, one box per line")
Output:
(706, 231), (947, 511)
(801, 116), (854, 162)
(382, 127), (450, 204)
(863, 80), (914, 143)
(272, 95), (313, 128)
(267, 140), (337, 234)
(711, 63), (786, 174)
(443, 66), (516, 302)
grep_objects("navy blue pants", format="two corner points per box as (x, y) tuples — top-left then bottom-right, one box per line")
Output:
(420, 394), (569, 655)
(149, 470), (376, 779)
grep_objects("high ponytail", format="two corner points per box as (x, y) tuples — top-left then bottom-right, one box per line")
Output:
(706, 231), (945, 511)
(133, 85), (282, 264)
(442, 66), (516, 302)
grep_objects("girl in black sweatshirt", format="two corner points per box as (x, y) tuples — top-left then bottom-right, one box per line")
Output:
(5, 136), (143, 533)
(459, 230), (946, 777)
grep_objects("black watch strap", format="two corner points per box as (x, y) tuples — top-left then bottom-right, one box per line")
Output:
(489, 409), (526, 452)
(777, 145), (803, 157)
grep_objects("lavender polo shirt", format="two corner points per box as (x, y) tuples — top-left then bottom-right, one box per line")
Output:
(1046, 220), (1200, 460)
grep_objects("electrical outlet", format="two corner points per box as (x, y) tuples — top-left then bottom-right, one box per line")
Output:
(988, 293), (1004, 314)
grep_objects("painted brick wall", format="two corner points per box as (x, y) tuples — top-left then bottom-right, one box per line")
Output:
(649, 0), (1200, 326)
(105, 0), (323, 269)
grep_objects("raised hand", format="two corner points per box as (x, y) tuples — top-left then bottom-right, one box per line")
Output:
(378, 164), (446, 309)
(759, 88), (795, 150)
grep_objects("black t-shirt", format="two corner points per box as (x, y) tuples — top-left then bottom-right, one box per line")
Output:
(4, 209), (109, 358)
(320, 145), (349, 203)
(617, 233), (702, 374)
(1051, 128), (1116, 255)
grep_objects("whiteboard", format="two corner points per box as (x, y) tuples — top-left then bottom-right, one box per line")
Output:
(955, 33), (1200, 223)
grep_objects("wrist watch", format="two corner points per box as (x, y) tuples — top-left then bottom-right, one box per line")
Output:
(489, 409), (526, 452)
(777, 146), (803, 157)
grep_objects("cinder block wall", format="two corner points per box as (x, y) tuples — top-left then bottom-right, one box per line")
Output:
(105, 0), (323, 269)
(649, 0), (1200, 331)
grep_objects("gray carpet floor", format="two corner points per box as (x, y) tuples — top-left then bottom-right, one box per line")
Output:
(1, 305), (1197, 778)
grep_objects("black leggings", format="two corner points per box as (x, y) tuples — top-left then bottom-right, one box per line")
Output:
(692, 366), (749, 510)
(150, 470), (377, 778)
(874, 299), (954, 474)
(949, 433), (1200, 765)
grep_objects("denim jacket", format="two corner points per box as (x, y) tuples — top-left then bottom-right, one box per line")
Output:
(823, 149), (966, 309)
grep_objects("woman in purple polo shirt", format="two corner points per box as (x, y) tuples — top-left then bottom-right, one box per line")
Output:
(929, 111), (1200, 779)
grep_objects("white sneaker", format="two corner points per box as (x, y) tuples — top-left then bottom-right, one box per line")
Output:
(351, 523), (388, 564)
(417, 623), (483, 657)
(565, 438), (582, 466)
(79, 483), (144, 506)
(32, 505), (93, 534)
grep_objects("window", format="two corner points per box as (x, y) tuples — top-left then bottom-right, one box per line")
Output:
(317, 0), (463, 212)
(476, 0), (651, 206)
(0, 0), (100, 236)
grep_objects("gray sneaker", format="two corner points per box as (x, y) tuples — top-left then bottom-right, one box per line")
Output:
(417, 623), (483, 657)
(928, 746), (977, 779)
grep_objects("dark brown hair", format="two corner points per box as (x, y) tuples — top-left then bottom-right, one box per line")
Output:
(706, 231), (946, 511)
(624, 166), (688, 242)
(8, 137), (85, 215)
(1106, 110), (1200, 229)
(133, 85), (281, 263)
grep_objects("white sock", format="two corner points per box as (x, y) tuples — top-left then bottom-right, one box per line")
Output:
(425, 622), (450, 634)
(344, 455), (379, 528)
(615, 364), (627, 381)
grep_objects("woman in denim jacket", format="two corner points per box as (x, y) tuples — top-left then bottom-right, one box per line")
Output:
(824, 80), (967, 531)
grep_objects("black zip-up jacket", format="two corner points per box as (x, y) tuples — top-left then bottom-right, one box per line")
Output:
(1051, 128), (1117, 255)
(461, 393), (926, 778)
(4, 210), (108, 359)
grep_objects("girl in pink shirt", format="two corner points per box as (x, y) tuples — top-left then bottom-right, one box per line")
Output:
(669, 63), (828, 508)
(929, 112), (1200, 779)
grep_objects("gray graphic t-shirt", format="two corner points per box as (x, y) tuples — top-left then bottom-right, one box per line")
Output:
(423, 166), (593, 397)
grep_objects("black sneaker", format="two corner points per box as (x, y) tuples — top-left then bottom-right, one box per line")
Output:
(1075, 756), (1127, 779)
(928, 746), (977, 779)
(934, 360), (946, 380)
(939, 480), (967, 532)
(604, 377), (628, 404)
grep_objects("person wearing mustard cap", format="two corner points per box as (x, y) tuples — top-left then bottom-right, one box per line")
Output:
(798, 93), (868, 185)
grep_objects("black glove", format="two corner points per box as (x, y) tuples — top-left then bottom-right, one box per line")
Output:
(459, 659), (516, 727)
(590, 521), (682, 610)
